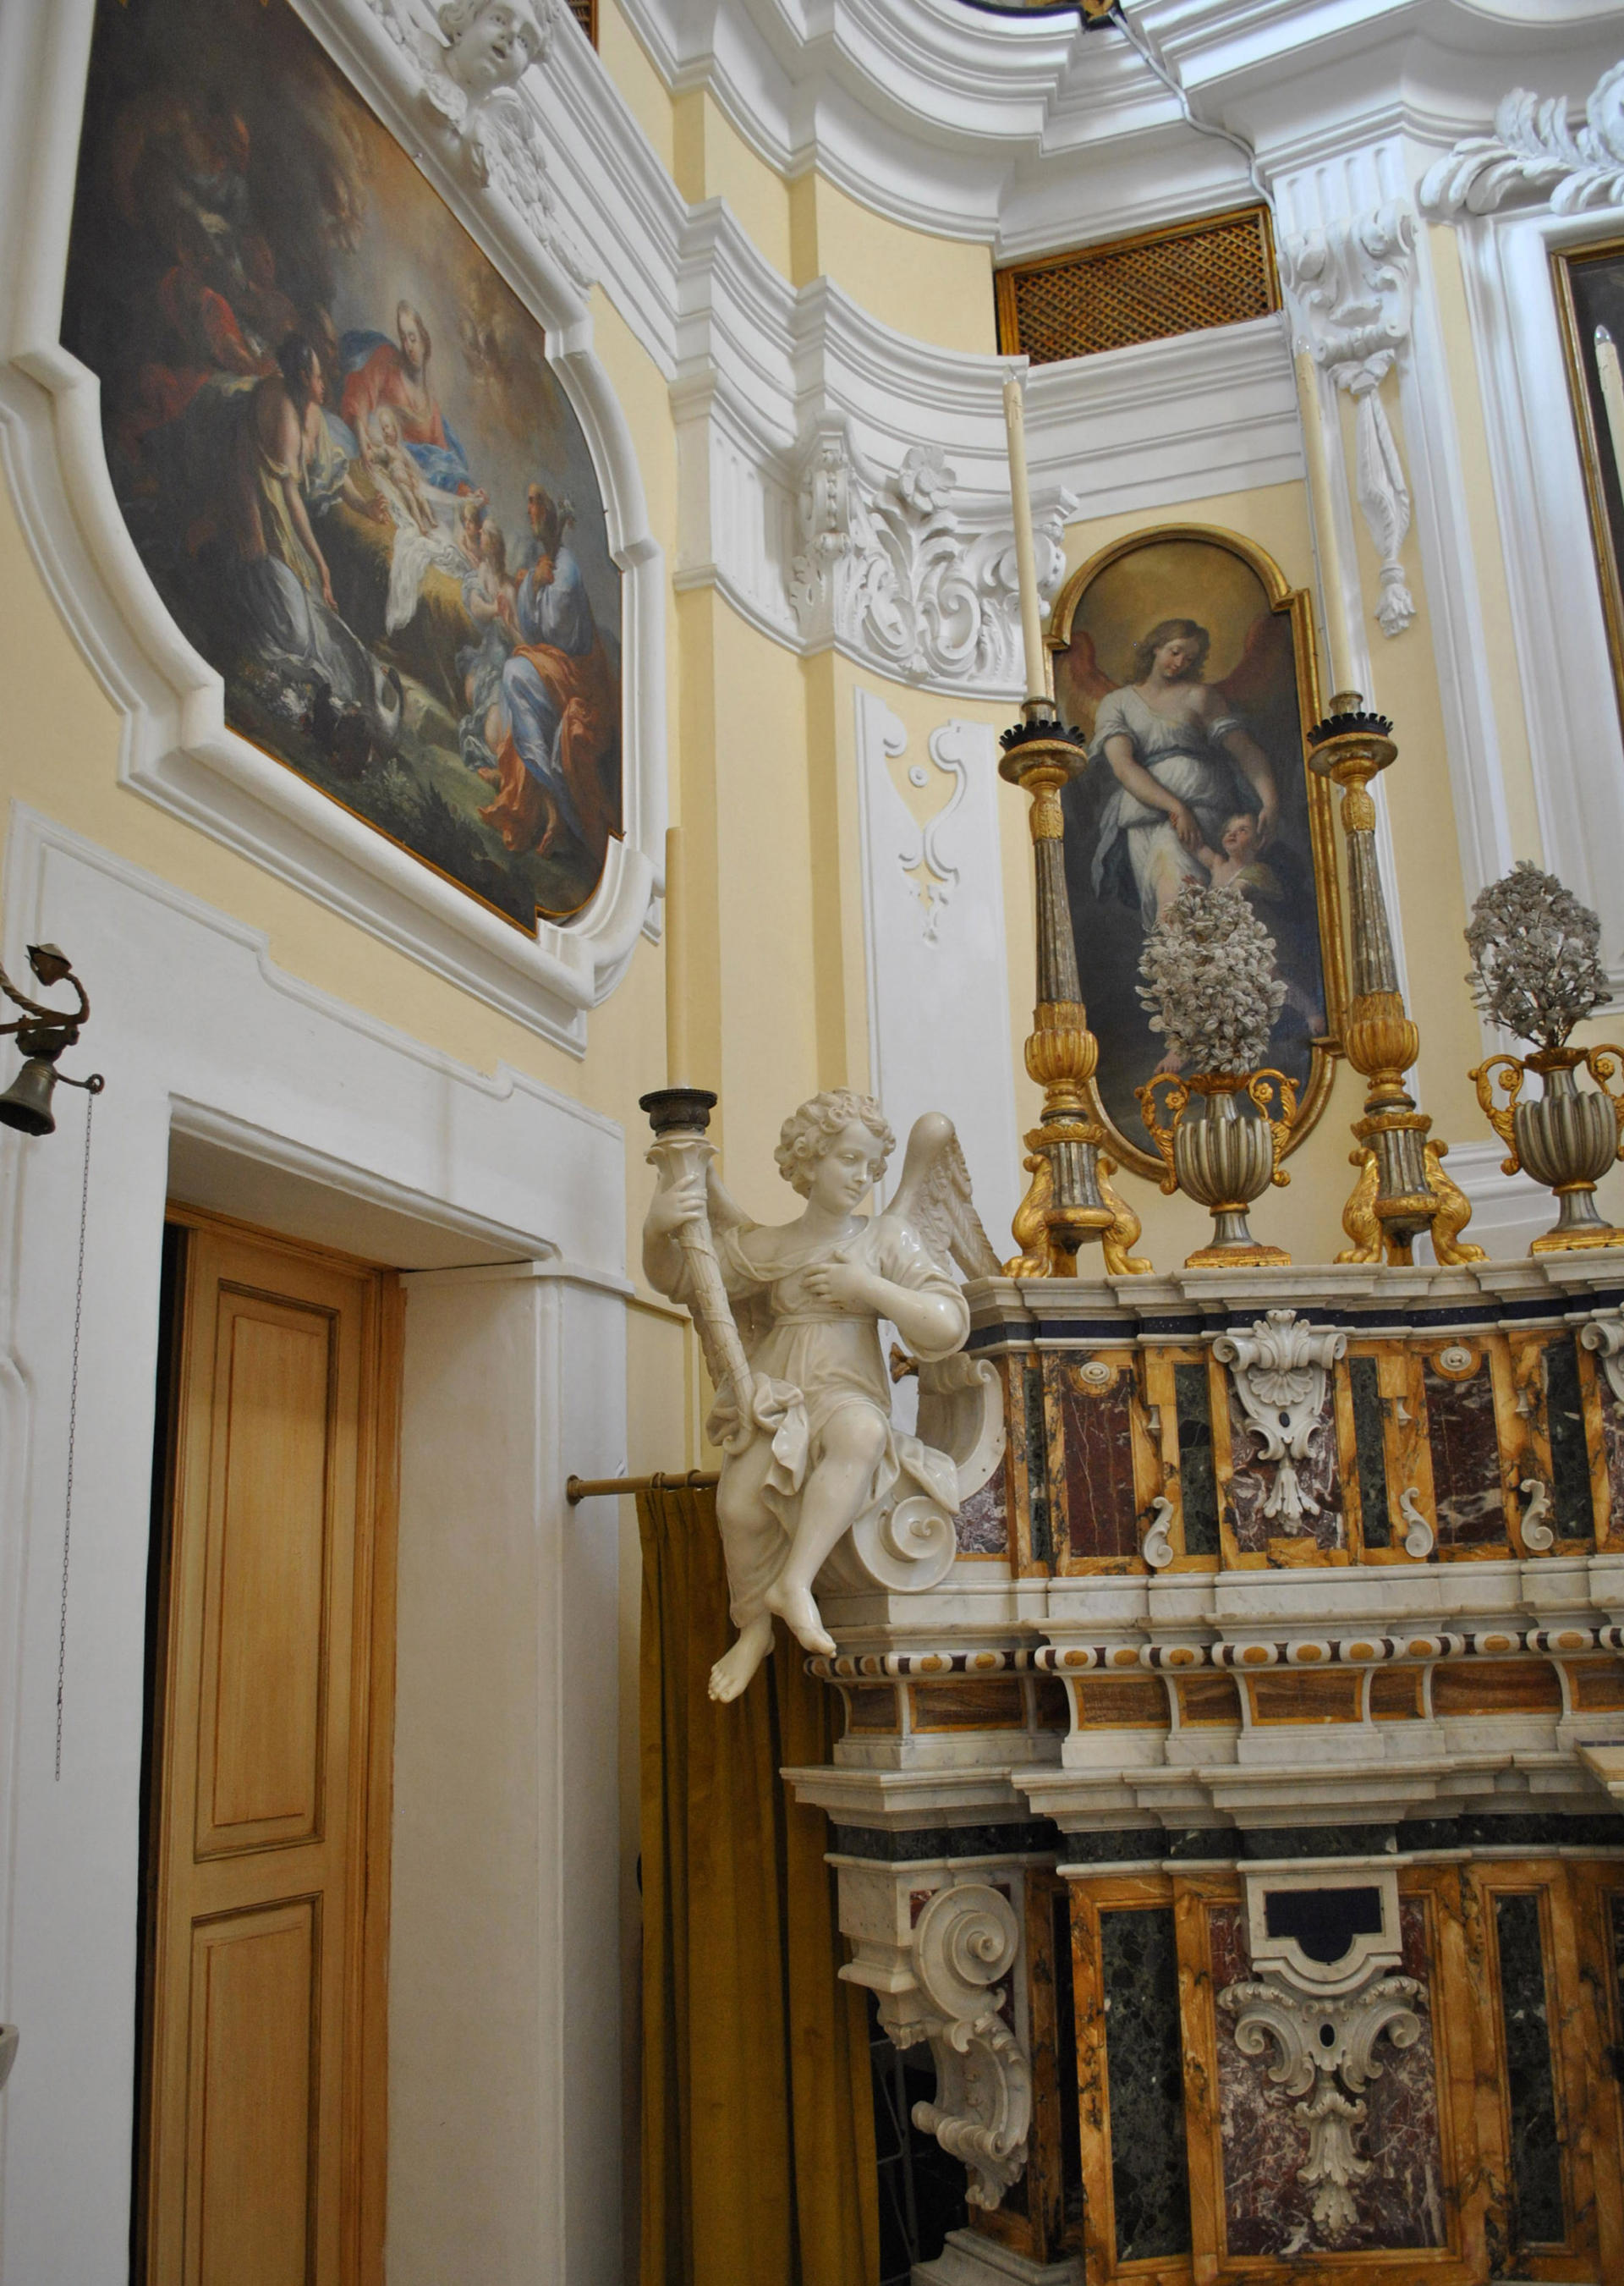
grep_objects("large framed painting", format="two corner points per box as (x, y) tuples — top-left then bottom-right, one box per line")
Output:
(61, 0), (622, 931)
(1555, 237), (1624, 739)
(1050, 526), (1347, 1176)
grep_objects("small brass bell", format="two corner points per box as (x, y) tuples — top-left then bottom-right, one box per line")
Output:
(0, 1056), (60, 1136)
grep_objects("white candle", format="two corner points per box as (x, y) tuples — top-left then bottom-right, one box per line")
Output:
(1002, 371), (1051, 704)
(664, 824), (689, 1087)
(1294, 349), (1357, 700)
(1596, 327), (1624, 503)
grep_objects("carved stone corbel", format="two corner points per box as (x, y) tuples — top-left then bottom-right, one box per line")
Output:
(900, 1883), (1032, 2211)
(1213, 1311), (1347, 1529)
(1279, 206), (1417, 640)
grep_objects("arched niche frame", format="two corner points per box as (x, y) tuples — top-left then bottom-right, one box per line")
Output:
(1045, 522), (1347, 1179)
(0, 0), (664, 1054)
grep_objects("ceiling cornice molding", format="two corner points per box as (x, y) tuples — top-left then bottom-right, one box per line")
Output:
(614, 0), (1624, 251)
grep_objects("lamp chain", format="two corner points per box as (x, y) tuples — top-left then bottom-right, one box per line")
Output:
(54, 1083), (94, 1783)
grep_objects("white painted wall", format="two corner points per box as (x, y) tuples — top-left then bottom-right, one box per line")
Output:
(0, 806), (630, 2285)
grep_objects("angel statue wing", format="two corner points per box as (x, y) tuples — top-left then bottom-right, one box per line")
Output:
(881, 1113), (1002, 1281)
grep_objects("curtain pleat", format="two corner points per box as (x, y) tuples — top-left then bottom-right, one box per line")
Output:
(637, 1482), (880, 2286)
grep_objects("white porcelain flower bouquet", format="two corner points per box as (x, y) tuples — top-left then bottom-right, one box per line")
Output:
(1466, 862), (1624, 1252)
(1135, 882), (1298, 1267)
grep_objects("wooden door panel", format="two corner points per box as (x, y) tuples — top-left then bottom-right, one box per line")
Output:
(142, 1216), (398, 2286)
(185, 1899), (319, 2286)
(197, 1291), (339, 1852)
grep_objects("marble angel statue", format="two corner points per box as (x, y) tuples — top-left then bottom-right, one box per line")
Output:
(642, 1091), (1000, 1702)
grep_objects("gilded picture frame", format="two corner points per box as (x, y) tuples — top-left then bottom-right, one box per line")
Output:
(1554, 235), (1624, 739)
(1048, 524), (1347, 1179)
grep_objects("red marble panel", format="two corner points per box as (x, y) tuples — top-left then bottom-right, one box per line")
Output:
(1210, 1899), (1447, 2259)
(1059, 1377), (1138, 1561)
(1424, 1357), (1507, 1548)
(1225, 1390), (1343, 1557)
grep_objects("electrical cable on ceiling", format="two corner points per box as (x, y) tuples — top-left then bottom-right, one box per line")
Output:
(1111, 4), (1274, 214)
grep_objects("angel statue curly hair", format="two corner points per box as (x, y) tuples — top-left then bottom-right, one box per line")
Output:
(774, 1090), (896, 1196)
(1132, 617), (1210, 681)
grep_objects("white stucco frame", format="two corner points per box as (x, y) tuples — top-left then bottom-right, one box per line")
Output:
(0, 0), (666, 1055)
(1457, 199), (1624, 991)
(0, 803), (633, 2285)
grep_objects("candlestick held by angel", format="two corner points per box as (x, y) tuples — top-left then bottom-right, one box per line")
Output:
(642, 1091), (999, 1702)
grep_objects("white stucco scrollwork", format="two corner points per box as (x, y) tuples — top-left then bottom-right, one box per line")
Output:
(1142, 1492), (1177, 1571)
(1419, 61), (1624, 220)
(788, 417), (1074, 691)
(906, 1883), (1033, 2212)
(1280, 206), (1417, 640)
(1581, 1311), (1624, 1406)
(1213, 1311), (1347, 1529)
(1221, 1866), (1423, 2239)
(361, 0), (594, 285)
(1220, 1972), (1424, 2237)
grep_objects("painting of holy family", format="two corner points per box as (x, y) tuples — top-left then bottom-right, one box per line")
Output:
(1051, 528), (1347, 1171)
(63, 0), (621, 929)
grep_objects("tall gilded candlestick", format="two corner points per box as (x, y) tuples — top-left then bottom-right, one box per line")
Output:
(998, 377), (1148, 1278)
(1306, 695), (1484, 1266)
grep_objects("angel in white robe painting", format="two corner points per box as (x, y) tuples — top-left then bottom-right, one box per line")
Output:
(1056, 584), (1330, 1136)
(642, 1091), (999, 1703)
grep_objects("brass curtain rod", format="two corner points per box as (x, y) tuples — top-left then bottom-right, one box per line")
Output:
(566, 1468), (719, 1504)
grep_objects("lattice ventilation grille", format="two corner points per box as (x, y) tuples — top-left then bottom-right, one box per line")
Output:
(997, 208), (1278, 365)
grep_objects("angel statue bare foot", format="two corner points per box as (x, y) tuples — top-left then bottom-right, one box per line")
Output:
(642, 1091), (998, 1703)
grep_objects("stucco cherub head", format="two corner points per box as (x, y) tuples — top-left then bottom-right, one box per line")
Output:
(437, 0), (549, 100)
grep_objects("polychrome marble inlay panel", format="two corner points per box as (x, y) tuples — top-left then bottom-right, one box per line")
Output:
(1211, 1899), (1447, 2259)
(1058, 1371), (1139, 1562)
(1225, 1388), (1341, 1558)
(1424, 1356), (1506, 1548)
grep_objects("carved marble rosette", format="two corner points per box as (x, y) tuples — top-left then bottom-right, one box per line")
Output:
(1471, 1047), (1624, 1250)
(1306, 696), (1484, 1266)
(999, 705), (1149, 1278)
(1138, 1069), (1298, 1267)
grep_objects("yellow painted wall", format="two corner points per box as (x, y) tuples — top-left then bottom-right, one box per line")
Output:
(602, 0), (996, 354)
(789, 173), (996, 354)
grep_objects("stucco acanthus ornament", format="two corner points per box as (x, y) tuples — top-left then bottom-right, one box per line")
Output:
(1219, 1972), (1425, 2237)
(788, 419), (1074, 689)
(1213, 1311), (1347, 1529)
(1419, 61), (1624, 218)
(362, 0), (593, 288)
(642, 1096), (1000, 1702)
(1279, 207), (1416, 640)
(893, 1884), (1032, 2212)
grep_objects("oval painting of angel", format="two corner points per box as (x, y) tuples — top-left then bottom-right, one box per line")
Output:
(60, 0), (620, 931)
(1051, 526), (1346, 1173)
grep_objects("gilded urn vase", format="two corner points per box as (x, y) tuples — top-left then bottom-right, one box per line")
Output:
(1471, 1047), (1624, 1251)
(1137, 1069), (1298, 1269)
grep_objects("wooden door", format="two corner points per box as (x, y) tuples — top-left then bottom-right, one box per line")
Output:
(140, 1216), (400, 2286)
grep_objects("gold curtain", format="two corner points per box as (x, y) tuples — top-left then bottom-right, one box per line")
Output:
(637, 1481), (881, 2286)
